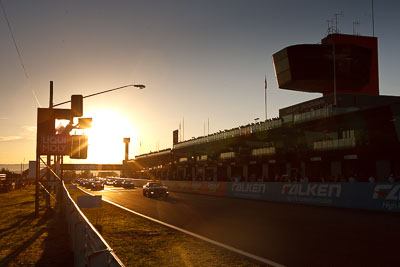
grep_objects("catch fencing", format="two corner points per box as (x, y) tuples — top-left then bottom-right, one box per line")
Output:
(59, 182), (124, 267)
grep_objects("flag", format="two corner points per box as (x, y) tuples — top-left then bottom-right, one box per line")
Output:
(264, 75), (267, 90)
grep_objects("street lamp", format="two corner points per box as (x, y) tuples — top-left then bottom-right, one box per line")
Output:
(53, 84), (145, 107)
(35, 82), (145, 215)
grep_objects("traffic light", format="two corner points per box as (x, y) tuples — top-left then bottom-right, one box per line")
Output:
(70, 135), (88, 159)
(71, 95), (83, 117)
(78, 118), (92, 129)
(37, 108), (56, 136)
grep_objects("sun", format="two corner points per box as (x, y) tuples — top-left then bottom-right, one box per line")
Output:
(79, 109), (140, 164)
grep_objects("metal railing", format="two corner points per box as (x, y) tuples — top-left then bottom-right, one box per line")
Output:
(313, 137), (356, 151)
(173, 118), (283, 150)
(58, 182), (124, 267)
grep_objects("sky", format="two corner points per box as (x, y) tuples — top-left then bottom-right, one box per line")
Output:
(1, 0), (400, 165)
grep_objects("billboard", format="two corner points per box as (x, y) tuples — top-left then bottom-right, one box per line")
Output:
(226, 182), (400, 212)
(38, 135), (69, 155)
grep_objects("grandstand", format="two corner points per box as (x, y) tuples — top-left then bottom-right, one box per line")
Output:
(124, 33), (400, 183)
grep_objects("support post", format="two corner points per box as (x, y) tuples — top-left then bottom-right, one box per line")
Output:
(46, 81), (54, 208)
(333, 44), (337, 106)
(35, 154), (40, 215)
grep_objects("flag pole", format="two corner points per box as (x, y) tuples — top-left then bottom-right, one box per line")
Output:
(264, 75), (268, 121)
(372, 0), (375, 37)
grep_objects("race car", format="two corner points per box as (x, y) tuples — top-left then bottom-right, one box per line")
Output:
(142, 182), (169, 198)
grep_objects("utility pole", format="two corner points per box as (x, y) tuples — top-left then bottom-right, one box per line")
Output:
(35, 139), (39, 215)
(333, 44), (337, 106)
(46, 81), (53, 208)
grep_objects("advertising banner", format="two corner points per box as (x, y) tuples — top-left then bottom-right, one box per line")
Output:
(163, 181), (227, 196)
(164, 181), (191, 192)
(226, 182), (400, 212)
(162, 180), (400, 212)
(38, 135), (69, 155)
(77, 195), (102, 208)
(201, 182), (227, 196)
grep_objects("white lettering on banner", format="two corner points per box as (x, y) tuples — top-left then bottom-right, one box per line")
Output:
(166, 182), (175, 188)
(41, 144), (68, 153)
(382, 201), (400, 210)
(192, 183), (201, 190)
(231, 183), (266, 194)
(208, 183), (220, 192)
(42, 136), (66, 144)
(40, 135), (68, 154)
(373, 184), (400, 200)
(282, 183), (341, 198)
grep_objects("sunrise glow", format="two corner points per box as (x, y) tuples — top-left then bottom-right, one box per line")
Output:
(79, 109), (139, 164)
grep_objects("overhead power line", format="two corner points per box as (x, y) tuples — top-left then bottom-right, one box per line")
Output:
(0, 0), (41, 106)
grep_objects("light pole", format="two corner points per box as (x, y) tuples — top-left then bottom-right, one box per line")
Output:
(53, 82), (146, 172)
(53, 84), (145, 107)
(35, 83), (145, 215)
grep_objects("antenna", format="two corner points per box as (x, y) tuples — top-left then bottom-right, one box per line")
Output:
(326, 20), (330, 35)
(333, 12), (344, 33)
(326, 19), (333, 35)
(353, 20), (360, 35)
(371, 0), (375, 37)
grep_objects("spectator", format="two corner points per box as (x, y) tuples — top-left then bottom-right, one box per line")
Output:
(301, 176), (309, 183)
(388, 174), (395, 183)
(349, 175), (356, 183)
(368, 176), (375, 183)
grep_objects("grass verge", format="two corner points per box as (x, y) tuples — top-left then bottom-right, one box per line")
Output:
(0, 186), (73, 267)
(68, 187), (265, 267)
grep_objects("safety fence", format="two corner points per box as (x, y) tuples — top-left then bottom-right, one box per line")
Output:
(59, 182), (124, 267)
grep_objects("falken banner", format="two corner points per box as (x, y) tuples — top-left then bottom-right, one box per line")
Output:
(226, 182), (400, 212)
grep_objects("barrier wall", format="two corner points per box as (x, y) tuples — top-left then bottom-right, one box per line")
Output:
(130, 179), (148, 187)
(226, 182), (400, 212)
(162, 180), (400, 212)
(60, 183), (125, 267)
(163, 181), (227, 196)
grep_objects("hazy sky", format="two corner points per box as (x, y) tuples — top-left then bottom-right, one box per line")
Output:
(1, 0), (399, 164)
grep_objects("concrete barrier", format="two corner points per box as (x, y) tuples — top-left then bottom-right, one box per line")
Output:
(227, 182), (400, 212)
(59, 182), (125, 266)
(162, 180), (400, 212)
(163, 181), (227, 196)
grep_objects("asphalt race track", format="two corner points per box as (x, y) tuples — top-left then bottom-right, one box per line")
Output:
(87, 186), (400, 266)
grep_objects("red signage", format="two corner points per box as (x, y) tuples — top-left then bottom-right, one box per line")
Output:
(38, 135), (69, 155)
